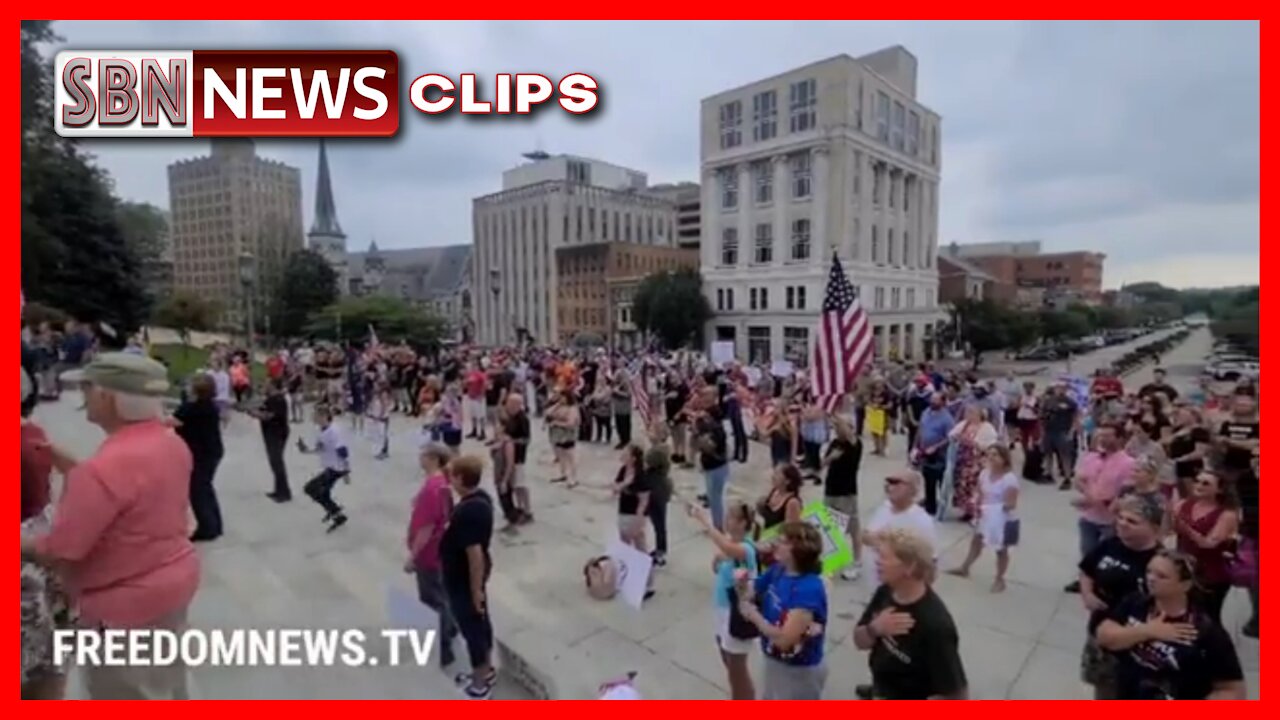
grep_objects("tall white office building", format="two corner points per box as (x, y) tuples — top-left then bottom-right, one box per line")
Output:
(700, 46), (947, 364)
(471, 153), (678, 346)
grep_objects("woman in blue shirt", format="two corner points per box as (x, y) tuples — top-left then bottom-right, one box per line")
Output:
(735, 521), (828, 699)
(691, 502), (758, 700)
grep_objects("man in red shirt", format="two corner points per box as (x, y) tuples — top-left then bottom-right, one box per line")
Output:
(463, 363), (488, 440)
(265, 351), (285, 381)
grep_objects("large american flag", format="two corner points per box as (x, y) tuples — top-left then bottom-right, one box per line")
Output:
(812, 255), (872, 412)
(627, 358), (653, 429)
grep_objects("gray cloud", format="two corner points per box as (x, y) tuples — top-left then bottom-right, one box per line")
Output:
(52, 20), (1258, 287)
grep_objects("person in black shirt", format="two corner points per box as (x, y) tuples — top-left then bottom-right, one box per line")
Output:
(173, 374), (225, 542)
(853, 527), (967, 699)
(1095, 549), (1246, 699)
(823, 417), (863, 581)
(665, 374), (692, 466)
(250, 378), (292, 502)
(440, 455), (496, 700)
(696, 407), (730, 531)
(614, 445), (655, 600)
(1137, 368), (1179, 402)
(1077, 495), (1164, 698)
(1164, 406), (1211, 495)
(501, 394), (533, 525)
(1217, 393), (1259, 473)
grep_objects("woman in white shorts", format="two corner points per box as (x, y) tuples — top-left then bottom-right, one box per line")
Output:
(947, 444), (1021, 593)
(690, 501), (757, 700)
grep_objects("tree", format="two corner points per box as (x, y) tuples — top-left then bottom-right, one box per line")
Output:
(947, 298), (1015, 369)
(304, 295), (446, 351)
(22, 301), (70, 329)
(1039, 307), (1091, 341)
(269, 249), (339, 339)
(21, 21), (152, 333)
(631, 268), (713, 350)
(151, 290), (222, 344)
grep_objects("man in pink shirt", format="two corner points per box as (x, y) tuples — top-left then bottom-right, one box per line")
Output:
(21, 352), (201, 699)
(1065, 422), (1135, 593)
(406, 442), (457, 667)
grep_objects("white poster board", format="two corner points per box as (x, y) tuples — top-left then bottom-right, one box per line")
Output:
(604, 538), (654, 611)
(770, 360), (795, 378)
(710, 341), (736, 367)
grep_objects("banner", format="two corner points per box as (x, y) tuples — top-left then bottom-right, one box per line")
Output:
(757, 501), (854, 577)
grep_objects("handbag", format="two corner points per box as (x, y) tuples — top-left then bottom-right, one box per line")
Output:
(1003, 518), (1021, 547)
(1228, 537), (1257, 588)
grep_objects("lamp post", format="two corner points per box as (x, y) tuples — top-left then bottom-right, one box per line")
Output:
(489, 267), (501, 345)
(238, 252), (256, 359)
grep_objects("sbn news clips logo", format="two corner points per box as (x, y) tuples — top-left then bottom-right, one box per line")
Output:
(53, 50), (600, 138)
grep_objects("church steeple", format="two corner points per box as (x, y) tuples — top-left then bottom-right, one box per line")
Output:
(309, 139), (344, 238)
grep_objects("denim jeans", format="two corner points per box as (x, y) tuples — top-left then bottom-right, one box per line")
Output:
(704, 464), (730, 530)
(1077, 518), (1114, 559)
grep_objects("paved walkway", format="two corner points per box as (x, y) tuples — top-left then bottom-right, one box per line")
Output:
(37, 328), (1258, 699)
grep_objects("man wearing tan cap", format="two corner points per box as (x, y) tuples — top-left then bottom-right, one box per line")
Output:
(21, 352), (200, 699)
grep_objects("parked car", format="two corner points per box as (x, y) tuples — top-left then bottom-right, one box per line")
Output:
(1207, 360), (1260, 382)
(1017, 345), (1061, 361)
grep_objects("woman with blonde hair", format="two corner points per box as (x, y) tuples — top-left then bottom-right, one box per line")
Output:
(947, 444), (1020, 592)
(853, 527), (967, 699)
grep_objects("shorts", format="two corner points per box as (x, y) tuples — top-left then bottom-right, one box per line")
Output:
(465, 398), (485, 419)
(618, 514), (645, 539)
(824, 495), (859, 534)
(510, 464), (526, 488)
(714, 606), (755, 656)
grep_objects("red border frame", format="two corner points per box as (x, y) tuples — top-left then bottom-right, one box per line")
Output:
(13, 12), (1266, 705)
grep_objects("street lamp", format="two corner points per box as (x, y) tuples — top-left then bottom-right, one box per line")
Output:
(238, 251), (256, 358)
(489, 267), (501, 344)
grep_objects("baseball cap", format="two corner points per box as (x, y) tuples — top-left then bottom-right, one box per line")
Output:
(60, 352), (171, 397)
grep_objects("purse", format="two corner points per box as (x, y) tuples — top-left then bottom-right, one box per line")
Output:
(726, 544), (760, 640)
(1003, 518), (1021, 547)
(1228, 538), (1257, 588)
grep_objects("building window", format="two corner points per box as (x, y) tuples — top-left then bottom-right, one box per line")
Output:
(871, 225), (880, 264)
(797, 286), (806, 309)
(760, 287), (769, 309)
(891, 287), (901, 309)
(790, 218), (811, 261)
(931, 125), (939, 165)
(719, 100), (742, 149)
(752, 90), (777, 142)
(747, 326), (771, 364)
(719, 167), (738, 210)
(872, 163), (882, 204)
(754, 223), (773, 264)
(791, 153), (812, 199)
(753, 161), (773, 205)
(887, 229), (896, 265)
(875, 287), (885, 309)
(852, 218), (861, 260)
(786, 286), (795, 309)
(891, 101), (905, 152)
(721, 227), (739, 266)
(903, 231), (911, 266)
(907, 111), (920, 156)
(783, 327), (809, 365)
(568, 160), (591, 184)
(906, 288), (916, 308)
(726, 288), (735, 309)
(875, 91), (890, 142)
(749, 288), (758, 310)
(788, 78), (817, 133)
(716, 288), (725, 311)
(786, 286), (808, 310)
(852, 152), (861, 196)
(888, 173), (896, 209)
(903, 177), (911, 212)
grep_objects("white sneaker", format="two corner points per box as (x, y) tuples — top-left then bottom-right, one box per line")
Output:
(840, 567), (860, 581)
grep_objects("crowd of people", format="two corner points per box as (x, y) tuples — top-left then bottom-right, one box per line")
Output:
(18, 320), (1259, 700)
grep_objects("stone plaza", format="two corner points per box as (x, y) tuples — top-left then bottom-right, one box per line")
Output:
(35, 327), (1258, 699)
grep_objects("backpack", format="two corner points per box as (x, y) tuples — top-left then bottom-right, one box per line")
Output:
(584, 556), (621, 600)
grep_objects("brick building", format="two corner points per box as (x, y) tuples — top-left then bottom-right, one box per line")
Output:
(555, 243), (700, 349)
(946, 241), (1106, 306)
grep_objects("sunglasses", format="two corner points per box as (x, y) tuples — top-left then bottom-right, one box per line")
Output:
(885, 477), (904, 487)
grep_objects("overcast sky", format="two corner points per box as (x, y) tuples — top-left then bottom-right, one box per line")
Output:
(53, 20), (1258, 289)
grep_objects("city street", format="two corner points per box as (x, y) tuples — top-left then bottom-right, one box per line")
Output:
(36, 327), (1257, 699)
